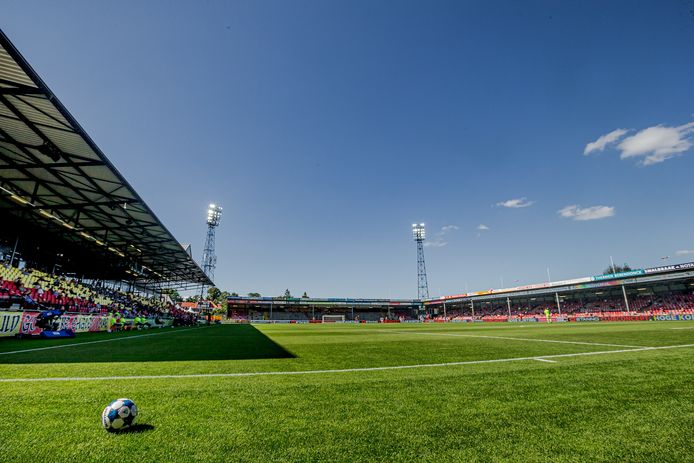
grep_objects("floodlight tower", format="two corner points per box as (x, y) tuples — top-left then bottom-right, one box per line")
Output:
(201, 203), (222, 284)
(412, 223), (429, 300)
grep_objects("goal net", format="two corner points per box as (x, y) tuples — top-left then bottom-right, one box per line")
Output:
(322, 314), (345, 323)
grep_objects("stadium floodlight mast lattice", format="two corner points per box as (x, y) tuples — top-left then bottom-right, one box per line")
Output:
(201, 203), (222, 295)
(412, 223), (430, 301)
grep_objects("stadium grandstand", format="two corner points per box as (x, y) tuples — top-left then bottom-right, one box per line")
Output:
(225, 262), (694, 323)
(227, 296), (421, 322)
(423, 262), (694, 322)
(0, 30), (210, 336)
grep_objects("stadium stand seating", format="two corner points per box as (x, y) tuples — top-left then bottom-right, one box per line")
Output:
(433, 293), (694, 321)
(231, 293), (694, 322)
(13, 262), (685, 324)
(0, 263), (198, 324)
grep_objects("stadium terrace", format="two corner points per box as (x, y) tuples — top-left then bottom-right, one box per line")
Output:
(0, 30), (209, 337)
(225, 262), (694, 323)
(423, 261), (694, 318)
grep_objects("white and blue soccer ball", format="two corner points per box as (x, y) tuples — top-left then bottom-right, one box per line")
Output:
(101, 398), (138, 432)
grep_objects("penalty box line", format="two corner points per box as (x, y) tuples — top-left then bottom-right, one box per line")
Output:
(0, 327), (202, 356)
(1, 343), (693, 383)
(384, 330), (644, 348)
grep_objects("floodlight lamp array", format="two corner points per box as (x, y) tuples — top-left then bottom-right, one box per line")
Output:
(412, 223), (426, 241)
(207, 203), (223, 226)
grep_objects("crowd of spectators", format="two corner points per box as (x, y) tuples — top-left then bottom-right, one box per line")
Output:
(0, 263), (197, 324)
(12, 260), (683, 325)
(227, 292), (694, 322)
(434, 293), (694, 321)
(228, 307), (417, 322)
(648, 294), (694, 313)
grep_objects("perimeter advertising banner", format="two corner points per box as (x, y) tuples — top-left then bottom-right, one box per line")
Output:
(644, 262), (694, 274)
(0, 311), (111, 337)
(0, 311), (22, 336)
(574, 316), (601, 322)
(508, 317), (539, 322)
(592, 270), (645, 281)
(653, 314), (694, 321)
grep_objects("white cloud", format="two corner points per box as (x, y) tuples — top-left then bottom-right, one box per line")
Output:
(617, 122), (694, 165)
(585, 121), (694, 165)
(496, 197), (534, 208)
(424, 241), (447, 248)
(476, 224), (490, 238)
(558, 205), (615, 221)
(676, 249), (694, 256)
(584, 128), (628, 155)
(441, 225), (459, 232)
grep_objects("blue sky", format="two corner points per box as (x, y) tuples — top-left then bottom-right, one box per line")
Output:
(3, 1), (694, 298)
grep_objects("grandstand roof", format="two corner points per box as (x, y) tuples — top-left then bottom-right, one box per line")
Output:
(0, 30), (211, 288)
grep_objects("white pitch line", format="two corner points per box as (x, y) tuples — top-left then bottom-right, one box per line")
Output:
(670, 327), (694, 330)
(387, 330), (644, 348)
(0, 327), (201, 356)
(533, 358), (556, 363)
(1, 343), (692, 383)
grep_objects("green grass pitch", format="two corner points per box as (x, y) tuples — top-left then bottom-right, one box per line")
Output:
(0, 321), (692, 462)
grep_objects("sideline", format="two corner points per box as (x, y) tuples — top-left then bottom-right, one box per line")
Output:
(0, 327), (203, 356)
(1, 343), (692, 383)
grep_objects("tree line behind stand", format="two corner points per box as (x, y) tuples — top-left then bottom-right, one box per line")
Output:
(602, 263), (632, 275)
(162, 288), (310, 306)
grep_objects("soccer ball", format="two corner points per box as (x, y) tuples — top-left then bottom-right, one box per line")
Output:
(101, 398), (138, 432)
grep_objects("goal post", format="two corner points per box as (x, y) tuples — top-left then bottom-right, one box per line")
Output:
(321, 314), (345, 323)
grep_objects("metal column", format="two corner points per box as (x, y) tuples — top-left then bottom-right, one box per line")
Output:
(622, 285), (630, 314)
(555, 292), (562, 315)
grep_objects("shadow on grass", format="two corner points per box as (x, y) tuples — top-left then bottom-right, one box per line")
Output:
(0, 324), (295, 364)
(116, 424), (155, 434)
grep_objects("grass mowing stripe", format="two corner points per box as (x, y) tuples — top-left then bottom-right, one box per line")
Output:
(0, 326), (202, 356)
(2, 342), (692, 383)
(390, 330), (645, 348)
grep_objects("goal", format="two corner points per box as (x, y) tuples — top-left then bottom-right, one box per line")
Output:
(322, 314), (345, 323)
